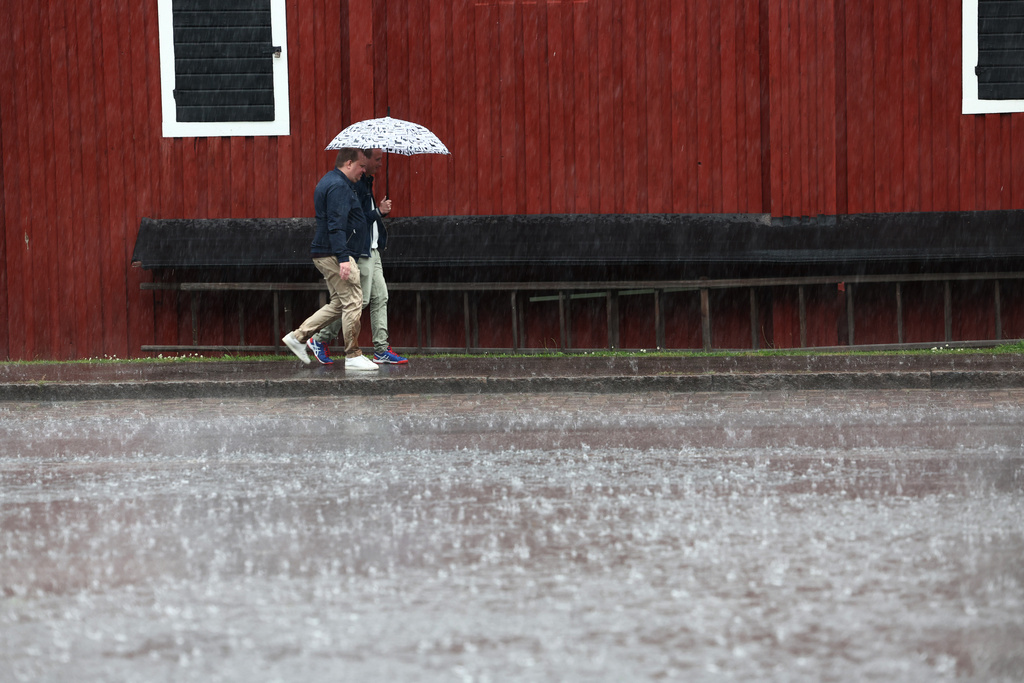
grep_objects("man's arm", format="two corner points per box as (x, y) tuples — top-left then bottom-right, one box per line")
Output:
(326, 184), (357, 279)
(325, 184), (355, 260)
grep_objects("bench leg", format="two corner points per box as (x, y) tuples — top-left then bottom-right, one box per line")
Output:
(191, 294), (199, 347)
(273, 292), (281, 350)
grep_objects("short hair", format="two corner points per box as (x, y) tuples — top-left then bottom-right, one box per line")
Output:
(334, 148), (362, 167)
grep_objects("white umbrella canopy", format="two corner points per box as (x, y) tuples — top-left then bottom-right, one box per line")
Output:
(325, 115), (451, 156)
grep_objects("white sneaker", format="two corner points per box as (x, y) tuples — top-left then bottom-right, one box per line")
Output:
(282, 332), (311, 364)
(345, 354), (379, 371)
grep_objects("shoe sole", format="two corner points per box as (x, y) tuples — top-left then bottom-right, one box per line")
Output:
(372, 358), (408, 364)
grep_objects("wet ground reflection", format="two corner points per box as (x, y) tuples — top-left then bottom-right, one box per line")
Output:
(2, 390), (1024, 682)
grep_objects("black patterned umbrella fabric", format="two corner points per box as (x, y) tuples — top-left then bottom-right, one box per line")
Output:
(325, 116), (450, 156)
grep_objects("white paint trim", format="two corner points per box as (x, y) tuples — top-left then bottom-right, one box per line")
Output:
(158, 0), (291, 137)
(962, 0), (1024, 114)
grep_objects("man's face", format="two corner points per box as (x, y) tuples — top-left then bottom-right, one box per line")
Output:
(341, 158), (366, 182)
(363, 149), (384, 176)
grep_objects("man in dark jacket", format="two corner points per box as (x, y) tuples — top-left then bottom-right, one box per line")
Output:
(281, 148), (378, 371)
(306, 148), (408, 365)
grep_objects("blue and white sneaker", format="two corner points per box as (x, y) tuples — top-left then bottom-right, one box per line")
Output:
(372, 347), (408, 364)
(306, 338), (333, 365)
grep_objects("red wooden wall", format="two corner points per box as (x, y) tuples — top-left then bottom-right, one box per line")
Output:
(1, 0), (1023, 360)
(372, 0), (767, 218)
(0, 0), (361, 360)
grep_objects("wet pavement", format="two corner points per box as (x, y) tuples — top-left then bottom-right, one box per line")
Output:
(2, 357), (1024, 681)
(2, 352), (1024, 400)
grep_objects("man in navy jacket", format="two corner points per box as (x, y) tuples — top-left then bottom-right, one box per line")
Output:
(281, 148), (378, 371)
(306, 148), (408, 365)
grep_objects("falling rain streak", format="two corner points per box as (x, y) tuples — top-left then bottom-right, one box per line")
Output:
(2, 390), (1024, 682)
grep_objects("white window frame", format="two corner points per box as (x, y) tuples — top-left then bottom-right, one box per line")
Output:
(962, 0), (1024, 114)
(157, 0), (291, 137)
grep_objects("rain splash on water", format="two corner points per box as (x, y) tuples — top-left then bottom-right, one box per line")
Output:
(2, 390), (1023, 682)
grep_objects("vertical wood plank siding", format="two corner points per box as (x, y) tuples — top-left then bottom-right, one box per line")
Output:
(1, 0), (351, 359)
(1, 0), (1023, 359)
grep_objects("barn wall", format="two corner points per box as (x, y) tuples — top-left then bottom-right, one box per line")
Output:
(372, 0), (767, 217)
(0, 0), (353, 360)
(371, 0), (1024, 219)
(1, 0), (1022, 360)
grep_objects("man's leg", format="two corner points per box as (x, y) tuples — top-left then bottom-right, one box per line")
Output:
(367, 251), (390, 355)
(366, 250), (407, 364)
(292, 256), (351, 343)
(359, 254), (374, 309)
(337, 257), (365, 358)
(311, 255), (374, 346)
(310, 317), (343, 346)
(283, 256), (351, 363)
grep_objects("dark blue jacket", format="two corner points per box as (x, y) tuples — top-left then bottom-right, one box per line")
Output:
(311, 168), (367, 260)
(352, 174), (388, 257)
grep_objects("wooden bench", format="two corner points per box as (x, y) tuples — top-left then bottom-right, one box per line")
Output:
(132, 212), (1024, 353)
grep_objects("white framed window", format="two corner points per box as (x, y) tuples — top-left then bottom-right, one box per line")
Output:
(963, 0), (1024, 114)
(158, 0), (290, 137)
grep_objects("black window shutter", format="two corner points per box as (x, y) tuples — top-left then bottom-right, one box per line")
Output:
(976, 0), (1024, 100)
(172, 0), (277, 122)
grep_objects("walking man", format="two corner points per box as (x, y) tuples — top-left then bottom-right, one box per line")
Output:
(306, 148), (408, 365)
(280, 148), (379, 371)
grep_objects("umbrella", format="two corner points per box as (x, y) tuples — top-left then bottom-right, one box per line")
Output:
(324, 115), (450, 156)
(325, 113), (450, 196)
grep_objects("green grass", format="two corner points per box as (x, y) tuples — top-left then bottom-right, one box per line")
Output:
(424, 340), (1024, 360)
(4, 340), (1024, 366)
(0, 353), (294, 366)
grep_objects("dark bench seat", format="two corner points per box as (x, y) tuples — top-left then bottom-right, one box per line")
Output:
(133, 211), (1024, 271)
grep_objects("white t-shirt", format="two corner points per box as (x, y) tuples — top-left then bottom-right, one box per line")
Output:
(369, 193), (380, 250)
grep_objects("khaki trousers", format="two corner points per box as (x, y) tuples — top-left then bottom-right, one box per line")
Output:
(291, 256), (364, 358)
(311, 249), (389, 354)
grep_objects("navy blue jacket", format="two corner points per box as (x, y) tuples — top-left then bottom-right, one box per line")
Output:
(352, 173), (388, 257)
(311, 168), (367, 260)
